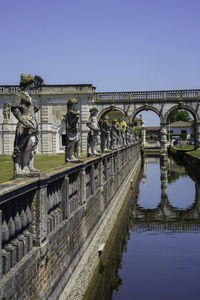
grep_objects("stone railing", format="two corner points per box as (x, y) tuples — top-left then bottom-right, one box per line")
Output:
(0, 85), (42, 94)
(1, 188), (34, 275)
(0, 143), (140, 299)
(95, 89), (200, 102)
(1, 85), (199, 100)
(0, 84), (95, 95)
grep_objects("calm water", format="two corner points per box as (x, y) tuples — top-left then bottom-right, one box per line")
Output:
(85, 156), (200, 300)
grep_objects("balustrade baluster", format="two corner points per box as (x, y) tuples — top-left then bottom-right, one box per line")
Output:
(23, 198), (33, 252)
(14, 211), (22, 233)
(5, 207), (17, 268)
(19, 199), (29, 255)
(25, 203), (32, 225)
(8, 208), (15, 239)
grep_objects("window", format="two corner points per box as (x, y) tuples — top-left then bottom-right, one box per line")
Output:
(62, 134), (66, 146)
(181, 130), (187, 134)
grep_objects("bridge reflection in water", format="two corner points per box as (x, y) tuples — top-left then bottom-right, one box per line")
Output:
(84, 156), (200, 300)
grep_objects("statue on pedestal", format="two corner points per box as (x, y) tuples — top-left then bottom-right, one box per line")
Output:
(11, 74), (41, 178)
(99, 115), (111, 152)
(116, 120), (121, 147)
(121, 125), (126, 147)
(65, 98), (82, 162)
(87, 106), (100, 157)
(125, 125), (130, 145)
(111, 119), (119, 149)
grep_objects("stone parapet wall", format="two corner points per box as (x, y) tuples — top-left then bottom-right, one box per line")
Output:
(0, 143), (141, 299)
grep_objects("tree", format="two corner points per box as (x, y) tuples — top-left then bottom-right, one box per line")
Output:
(167, 109), (191, 124)
(134, 126), (141, 137)
(34, 75), (44, 87)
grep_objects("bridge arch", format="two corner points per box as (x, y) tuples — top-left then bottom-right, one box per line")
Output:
(130, 105), (163, 124)
(98, 105), (128, 122)
(164, 104), (197, 124)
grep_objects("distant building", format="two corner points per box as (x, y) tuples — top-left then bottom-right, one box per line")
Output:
(166, 121), (192, 138)
(146, 126), (160, 141)
(133, 114), (143, 127)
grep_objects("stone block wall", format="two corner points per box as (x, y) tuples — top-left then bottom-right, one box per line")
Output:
(0, 143), (140, 299)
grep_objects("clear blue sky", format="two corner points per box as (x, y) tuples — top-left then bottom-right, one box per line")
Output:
(1, 0), (200, 125)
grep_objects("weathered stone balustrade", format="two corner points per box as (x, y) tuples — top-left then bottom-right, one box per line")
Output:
(95, 89), (200, 102)
(0, 143), (140, 299)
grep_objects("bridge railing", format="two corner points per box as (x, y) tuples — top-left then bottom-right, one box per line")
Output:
(0, 143), (140, 280)
(95, 89), (200, 101)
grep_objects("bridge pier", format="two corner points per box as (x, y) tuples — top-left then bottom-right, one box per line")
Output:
(160, 123), (168, 163)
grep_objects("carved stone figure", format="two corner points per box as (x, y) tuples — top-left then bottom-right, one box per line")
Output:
(65, 98), (82, 162)
(11, 74), (40, 178)
(121, 125), (126, 146)
(116, 121), (121, 147)
(130, 127), (134, 143)
(87, 106), (100, 156)
(125, 125), (130, 145)
(3, 103), (10, 121)
(111, 119), (119, 149)
(100, 115), (111, 152)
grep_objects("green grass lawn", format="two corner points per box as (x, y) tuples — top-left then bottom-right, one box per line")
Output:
(173, 145), (195, 150)
(0, 154), (66, 184)
(0, 154), (89, 184)
(171, 145), (200, 159)
(187, 150), (200, 159)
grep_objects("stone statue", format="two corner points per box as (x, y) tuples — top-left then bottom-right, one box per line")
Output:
(116, 120), (121, 147)
(111, 119), (119, 149)
(125, 125), (130, 145)
(11, 74), (41, 178)
(130, 127), (134, 143)
(121, 125), (126, 147)
(87, 106), (100, 156)
(3, 103), (10, 121)
(65, 98), (82, 162)
(99, 115), (111, 152)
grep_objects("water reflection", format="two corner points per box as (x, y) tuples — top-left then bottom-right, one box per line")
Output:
(84, 156), (200, 300)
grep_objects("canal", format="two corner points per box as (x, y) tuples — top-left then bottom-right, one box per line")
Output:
(84, 155), (200, 300)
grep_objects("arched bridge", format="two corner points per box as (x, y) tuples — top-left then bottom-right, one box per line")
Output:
(94, 89), (200, 151)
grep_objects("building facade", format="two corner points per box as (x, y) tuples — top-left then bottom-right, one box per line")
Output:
(0, 84), (96, 155)
(166, 121), (193, 138)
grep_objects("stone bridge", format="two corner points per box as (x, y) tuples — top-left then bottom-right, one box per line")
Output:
(93, 89), (200, 158)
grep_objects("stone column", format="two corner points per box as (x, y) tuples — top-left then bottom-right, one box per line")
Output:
(61, 176), (69, 219)
(110, 155), (115, 176)
(99, 158), (104, 189)
(160, 123), (168, 163)
(2, 119), (12, 155)
(90, 164), (95, 194)
(34, 178), (48, 246)
(160, 165), (168, 197)
(141, 124), (146, 147)
(80, 167), (86, 204)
